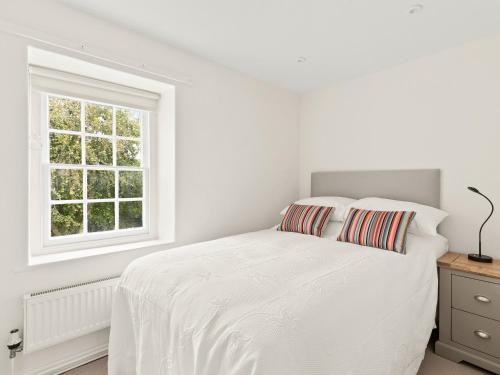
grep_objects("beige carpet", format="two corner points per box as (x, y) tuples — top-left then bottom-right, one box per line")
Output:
(63, 349), (493, 375)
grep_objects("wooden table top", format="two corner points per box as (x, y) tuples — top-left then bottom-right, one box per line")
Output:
(437, 252), (500, 279)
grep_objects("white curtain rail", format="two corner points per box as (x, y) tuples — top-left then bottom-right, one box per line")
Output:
(0, 18), (192, 86)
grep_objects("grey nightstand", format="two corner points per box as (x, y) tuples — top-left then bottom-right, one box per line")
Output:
(436, 252), (500, 374)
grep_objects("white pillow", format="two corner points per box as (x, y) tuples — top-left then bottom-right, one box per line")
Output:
(280, 196), (357, 222)
(344, 197), (448, 236)
(321, 221), (344, 239)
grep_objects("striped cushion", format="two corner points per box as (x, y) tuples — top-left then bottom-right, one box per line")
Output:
(337, 208), (416, 253)
(277, 204), (333, 237)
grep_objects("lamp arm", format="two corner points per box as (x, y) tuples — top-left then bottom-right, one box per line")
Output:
(477, 192), (494, 254)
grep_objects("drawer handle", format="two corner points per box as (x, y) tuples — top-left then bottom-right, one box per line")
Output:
(474, 330), (491, 340)
(474, 295), (491, 303)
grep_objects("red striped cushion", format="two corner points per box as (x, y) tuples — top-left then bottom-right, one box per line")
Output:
(277, 204), (333, 237)
(337, 208), (416, 253)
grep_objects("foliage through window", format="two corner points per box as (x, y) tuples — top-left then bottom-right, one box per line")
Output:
(47, 95), (147, 239)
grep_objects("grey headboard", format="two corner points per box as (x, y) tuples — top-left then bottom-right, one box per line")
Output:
(311, 169), (441, 208)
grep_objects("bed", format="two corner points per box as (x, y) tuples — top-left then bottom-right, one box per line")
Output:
(108, 169), (447, 375)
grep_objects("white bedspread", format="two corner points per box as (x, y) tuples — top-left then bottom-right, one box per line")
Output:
(108, 229), (447, 375)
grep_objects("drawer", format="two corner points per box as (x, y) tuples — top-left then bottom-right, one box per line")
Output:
(452, 275), (500, 321)
(452, 309), (500, 359)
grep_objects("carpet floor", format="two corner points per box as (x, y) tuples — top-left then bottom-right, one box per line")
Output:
(63, 349), (494, 375)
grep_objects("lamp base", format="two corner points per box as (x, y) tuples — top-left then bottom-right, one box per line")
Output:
(468, 253), (493, 263)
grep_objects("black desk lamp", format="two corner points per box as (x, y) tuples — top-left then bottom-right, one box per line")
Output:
(467, 186), (493, 263)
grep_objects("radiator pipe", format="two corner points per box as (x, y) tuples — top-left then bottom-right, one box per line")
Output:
(7, 329), (23, 375)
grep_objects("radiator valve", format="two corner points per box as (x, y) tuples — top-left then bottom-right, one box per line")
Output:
(7, 329), (23, 359)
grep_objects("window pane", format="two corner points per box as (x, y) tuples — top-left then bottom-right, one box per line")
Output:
(119, 171), (143, 198)
(51, 169), (83, 200)
(85, 103), (112, 135)
(87, 170), (115, 199)
(119, 201), (142, 229)
(117, 140), (141, 167)
(86, 137), (113, 165)
(116, 108), (141, 137)
(88, 202), (115, 232)
(50, 133), (82, 164)
(51, 204), (83, 236)
(49, 97), (81, 131)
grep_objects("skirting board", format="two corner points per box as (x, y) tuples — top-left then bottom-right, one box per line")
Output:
(26, 344), (108, 375)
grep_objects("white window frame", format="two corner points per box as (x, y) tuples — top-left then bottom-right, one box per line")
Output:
(29, 64), (162, 257)
(40, 94), (151, 248)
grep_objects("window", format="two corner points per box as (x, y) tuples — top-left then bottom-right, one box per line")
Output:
(27, 48), (177, 260)
(45, 95), (148, 242)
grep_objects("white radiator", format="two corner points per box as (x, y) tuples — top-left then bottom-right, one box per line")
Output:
(23, 276), (120, 353)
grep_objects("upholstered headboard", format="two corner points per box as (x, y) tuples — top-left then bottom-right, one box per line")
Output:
(311, 169), (441, 208)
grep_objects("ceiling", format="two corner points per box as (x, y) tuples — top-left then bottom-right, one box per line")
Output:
(60, 0), (500, 92)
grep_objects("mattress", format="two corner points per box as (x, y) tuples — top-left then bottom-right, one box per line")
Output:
(108, 228), (447, 375)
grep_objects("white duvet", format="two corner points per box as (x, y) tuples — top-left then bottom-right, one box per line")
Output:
(108, 228), (447, 375)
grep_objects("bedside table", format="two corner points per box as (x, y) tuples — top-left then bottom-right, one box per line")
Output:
(436, 252), (500, 374)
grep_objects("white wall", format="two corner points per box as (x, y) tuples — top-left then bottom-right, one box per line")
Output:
(5, 1), (500, 373)
(300, 33), (500, 259)
(0, 1), (299, 373)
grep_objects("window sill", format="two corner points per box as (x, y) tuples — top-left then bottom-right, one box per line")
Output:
(25, 239), (174, 269)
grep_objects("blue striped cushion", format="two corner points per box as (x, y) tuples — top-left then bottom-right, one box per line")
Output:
(337, 208), (416, 253)
(277, 204), (333, 237)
